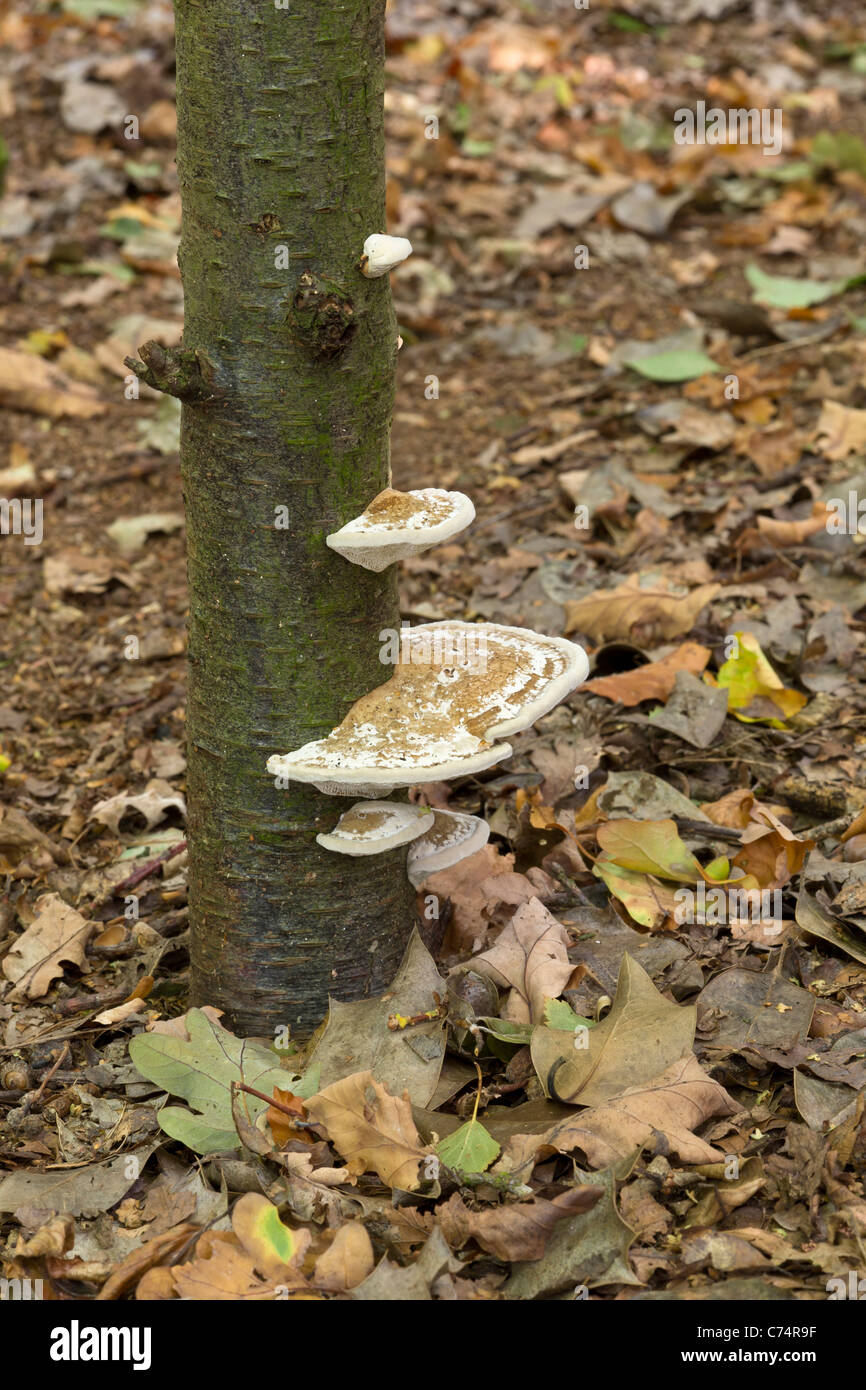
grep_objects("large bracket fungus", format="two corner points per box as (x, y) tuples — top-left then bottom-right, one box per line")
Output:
(326, 487), (476, 572)
(267, 621), (589, 797)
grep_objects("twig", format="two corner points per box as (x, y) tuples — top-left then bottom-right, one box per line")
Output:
(110, 840), (188, 897)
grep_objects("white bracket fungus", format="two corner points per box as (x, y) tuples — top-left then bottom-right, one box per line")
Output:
(267, 621), (589, 796)
(316, 801), (434, 856)
(359, 233), (413, 278)
(407, 809), (490, 888)
(326, 488), (476, 572)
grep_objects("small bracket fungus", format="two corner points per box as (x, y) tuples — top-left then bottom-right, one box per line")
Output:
(407, 809), (490, 888)
(316, 801), (434, 856)
(359, 233), (413, 278)
(326, 488), (475, 572)
(267, 621), (589, 796)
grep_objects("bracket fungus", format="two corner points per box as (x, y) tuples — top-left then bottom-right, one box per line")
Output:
(360, 232), (413, 278)
(326, 487), (475, 572)
(407, 809), (490, 888)
(267, 621), (589, 796)
(316, 801), (434, 856)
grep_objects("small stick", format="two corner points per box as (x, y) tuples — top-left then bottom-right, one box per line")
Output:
(111, 840), (188, 896)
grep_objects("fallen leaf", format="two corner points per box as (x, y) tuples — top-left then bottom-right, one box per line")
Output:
(531, 953), (697, 1105)
(314, 1222), (375, 1292)
(499, 1054), (738, 1174)
(89, 778), (187, 835)
(596, 818), (703, 882)
(814, 400), (866, 460)
(437, 1187), (601, 1262)
(564, 578), (720, 643)
(129, 1008), (308, 1154)
(458, 896), (574, 1023)
(583, 642), (711, 706)
(304, 1071), (427, 1191)
(696, 969), (814, 1053)
(0, 346), (106, 418)
(2, 893), (94, 999)
(305, 929), (446, 1107)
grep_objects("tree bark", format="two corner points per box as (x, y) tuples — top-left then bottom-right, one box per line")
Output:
(174, 0), (415, 1036)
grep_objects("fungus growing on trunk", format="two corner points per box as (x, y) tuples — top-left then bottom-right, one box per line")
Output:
(407, 809), (490, 888)
(267, 622), (589, 796)
(360, 233), (413, 277)
(326, 488), (475, 572)
(316, 801), (434, 856)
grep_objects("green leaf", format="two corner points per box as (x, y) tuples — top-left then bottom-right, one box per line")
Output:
(436, 1118), (500, 1173)
(625, 349), (720, 382)
(60, 0), (142, 16)
(128, 1007), (313, 1155)
(544, 998), (594, 1032)
(478, 1016), (534, 1047)
(745, 263), (848, 310)
(705, 855), (731, 881)
(596, 818), (702, 882)
(712, 631), (807, 723)
(810, 130), (866, 179)
(461, 138), (494, 157)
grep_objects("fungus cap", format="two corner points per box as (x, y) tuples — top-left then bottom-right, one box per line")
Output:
(407, 809), (490, 888)
(326, 488), (475, 572)
(266, 621), (589, 797)
(316, 801), (434, 856)
(360, 233), (413, 277)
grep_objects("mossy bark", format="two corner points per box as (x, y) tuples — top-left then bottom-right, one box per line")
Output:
(175, 0), (415, 1036)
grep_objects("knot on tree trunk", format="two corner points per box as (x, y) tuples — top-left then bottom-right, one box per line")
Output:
(124, 341), (220, 402)
(287, 272), (356, 359)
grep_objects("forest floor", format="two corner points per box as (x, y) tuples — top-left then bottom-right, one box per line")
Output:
(1, 0), (866, 1302)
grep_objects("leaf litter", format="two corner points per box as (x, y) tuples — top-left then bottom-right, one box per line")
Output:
(2, 0), (866, 1306)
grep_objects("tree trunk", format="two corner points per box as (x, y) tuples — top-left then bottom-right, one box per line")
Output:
(173, 0), (415, 1036)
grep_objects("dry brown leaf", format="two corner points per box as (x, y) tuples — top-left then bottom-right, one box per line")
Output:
(2, 893), (94, 999)
(756, 501), (831, 546)
(814, 400), (866, 460)
(43, 547), (131, 596)
(0, 345), (106, 418)
(436, 1186), (600, 1262)
(168, 1232), (307, 1301)
(93, 998), (148, 1025)
(420, 843), (516, 952)
(98, 1222), (200, 1301)
(89, 778), (186, 835)
(700, 788), (756, 828)
(313, 1221), (375, 1291)
(304, 1071), (427, 1191)
(564, 578), (720, 643)
(0, 804), (62, 867)
(733, 807), (813, 888)
(583, 642), (711, 707)
(498, 1054), (739, 1178)
(460, 896), (574, 1023)
(736, 423), (805, 478)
